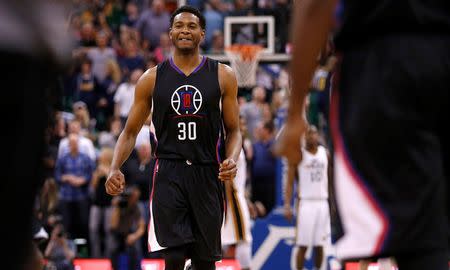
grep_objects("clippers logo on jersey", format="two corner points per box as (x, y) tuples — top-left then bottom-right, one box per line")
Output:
(171, 85), (203, 115)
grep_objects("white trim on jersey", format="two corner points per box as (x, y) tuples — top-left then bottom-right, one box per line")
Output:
(331, 89), (389, 260)
(147, 160), (167, 252)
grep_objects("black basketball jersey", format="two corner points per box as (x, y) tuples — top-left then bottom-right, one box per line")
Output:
(151, 56), (225, 164)
(334, 0), (450, 50)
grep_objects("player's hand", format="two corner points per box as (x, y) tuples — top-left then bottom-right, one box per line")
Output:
(105, 169), (125, 196)
(283, 204), (293, 222)
(219, 158), (237, 181)
(272, 118), (307, 166)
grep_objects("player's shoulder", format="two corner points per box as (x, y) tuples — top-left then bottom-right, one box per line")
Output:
(135, 66), (158, 90)
(218, 62), (237, 92)
(218, 62), (235, 76)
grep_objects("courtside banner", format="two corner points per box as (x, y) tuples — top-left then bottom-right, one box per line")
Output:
(72, 258), (241, 270)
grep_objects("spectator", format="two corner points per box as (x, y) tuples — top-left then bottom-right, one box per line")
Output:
(114, 68), (144, 126)
(97, 117), (123, 149)
(251, 121), (277, 215)
(203, 1), (225, 49)
(110, 186), (146, 270)
(119, 39), (146, 79)
(37, 178), (60, 231)
(240, 86), (267, 141)
(121, 2), (140, 28)
(74, 58), (103, 118)
(57, 119), (97, 161)
(153, 32), (173, 63)
(135, 0), (170, 50)
(89, 147), (114, 258)
(78, 22), (97, 47)
(72, 101), (96, 137)
(87, 31), (117, 83)
(207, 30), (225, 54)
(97, 58), (122, 130)
(54, 133), (95, 240)
(44, 223), (77, 270)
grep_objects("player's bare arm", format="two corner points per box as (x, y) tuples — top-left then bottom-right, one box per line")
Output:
(105, 67), (156, 196)
(218, 63), (242, 182)
(283, 160), (297, 222)
(273, 0), (336, 165)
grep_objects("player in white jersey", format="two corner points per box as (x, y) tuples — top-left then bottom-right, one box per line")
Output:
(284, 125), (331, 270)
(221, 117), (253, 270)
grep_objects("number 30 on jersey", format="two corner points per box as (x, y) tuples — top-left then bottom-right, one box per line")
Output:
(177, 122), (197, 140)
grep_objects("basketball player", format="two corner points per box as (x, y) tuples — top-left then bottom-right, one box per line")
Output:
(105, 5), (242, 270)
(274, 0), (449, 269)
(221, 121), (253, 270)
(284, 125), (331, 270)
(0, 1), (71, 270)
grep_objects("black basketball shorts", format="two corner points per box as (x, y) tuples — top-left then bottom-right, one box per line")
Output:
(331, 34), (450, 261)
(147, 159), (224, 261)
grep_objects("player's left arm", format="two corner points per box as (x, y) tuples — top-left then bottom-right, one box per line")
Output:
(218, 63), (242, 181)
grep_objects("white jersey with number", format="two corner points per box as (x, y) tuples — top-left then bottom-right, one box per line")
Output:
(297, 145), (329, 200)
(296, 145), (331, 246)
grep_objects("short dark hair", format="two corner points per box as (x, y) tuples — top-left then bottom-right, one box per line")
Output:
(170, 5), (206, 30)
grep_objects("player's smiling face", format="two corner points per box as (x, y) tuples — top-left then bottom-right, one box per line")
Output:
(170, 12), (205, 52)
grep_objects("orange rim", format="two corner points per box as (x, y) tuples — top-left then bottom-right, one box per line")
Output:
(225, 44), (263, 61)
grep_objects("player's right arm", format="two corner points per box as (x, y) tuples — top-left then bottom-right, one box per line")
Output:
(105, 67), (156, 196)
(273, 0), (336, 165)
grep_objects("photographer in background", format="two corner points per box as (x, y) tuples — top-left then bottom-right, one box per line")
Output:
(110, 186), (146, 270)
(44, 223), (76, 270)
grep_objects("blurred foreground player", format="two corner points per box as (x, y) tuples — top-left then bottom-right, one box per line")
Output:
(274, 0), (450, 269)
(105, 5), (242, 270)
(0, 1), (71, 269)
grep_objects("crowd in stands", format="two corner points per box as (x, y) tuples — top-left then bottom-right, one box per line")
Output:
(34, 0), (334, 269)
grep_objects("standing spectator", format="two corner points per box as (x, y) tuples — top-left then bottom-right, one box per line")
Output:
(135, 0), (170, 50)
(123, 142), (154, 256)
(74, 58), (103, 118)
(119, 39), (146, 79)
(78, 22), (97, 47)
(98, 58), (122, 130)
(110, 186), (146, 270)
(203, 0), (225, 49)
(251, 121), (277, 215)
(72, 101), (96, 137)
(57, 119), (97, 161)
(121, 1), (140, 28)
(98, 117), (123, 149)
(54, 133), (95, 240)
(114, 68), (144, 126)
(123, 142), (153, 222)
(87, 31), (117, 83)
(240, 86), (267, 141)
(89, 147), (114, 258)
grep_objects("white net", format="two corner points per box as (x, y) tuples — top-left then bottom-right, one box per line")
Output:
(225, 46), (263, 88)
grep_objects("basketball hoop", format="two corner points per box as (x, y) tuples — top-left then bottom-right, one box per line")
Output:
(225, 44), (264, 88)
